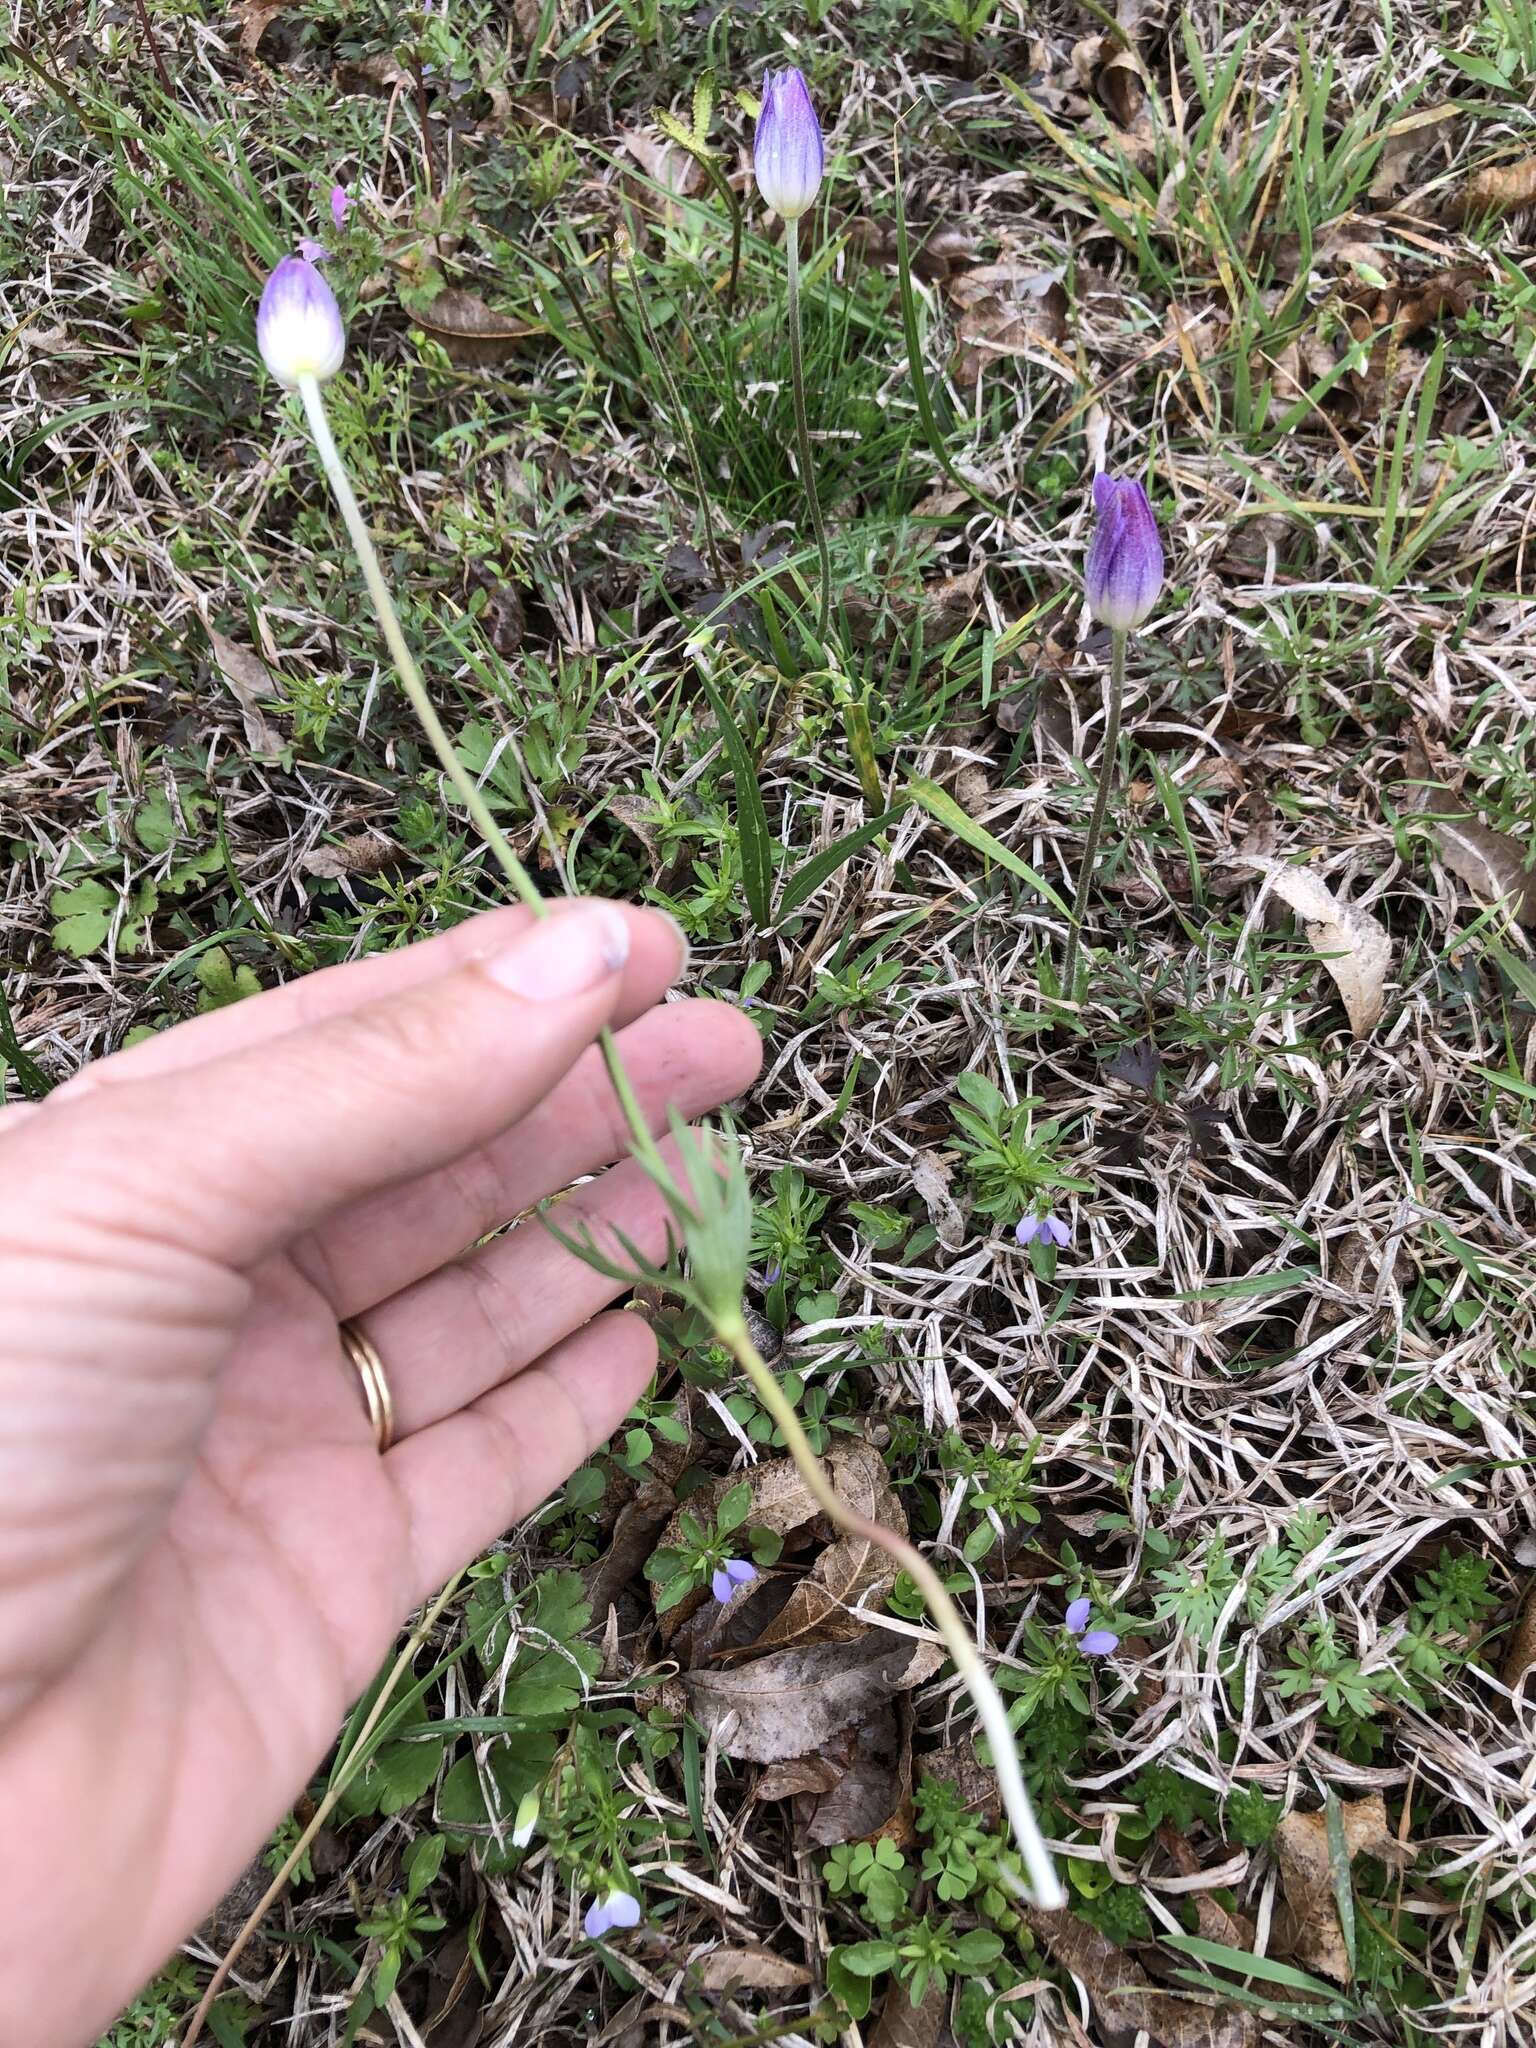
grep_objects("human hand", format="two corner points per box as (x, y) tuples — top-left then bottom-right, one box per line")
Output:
(0, 900), (760, 2046)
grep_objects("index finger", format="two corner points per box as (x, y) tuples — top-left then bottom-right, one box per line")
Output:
(53, 901), (685, 1093)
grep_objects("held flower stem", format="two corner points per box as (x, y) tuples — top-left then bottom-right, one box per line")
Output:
(716, 1310), (1066, 1911)
(294, 373), (653, 1150)
(784, 219), (832, 645)
(286, 339), (1059, 1913)
(1061, 626), (1126, 1001)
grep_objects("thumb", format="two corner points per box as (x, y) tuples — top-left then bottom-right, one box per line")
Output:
(7, 900), (637, 1277)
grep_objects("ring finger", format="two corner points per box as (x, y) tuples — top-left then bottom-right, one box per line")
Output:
(353, 1147), (680, 1440)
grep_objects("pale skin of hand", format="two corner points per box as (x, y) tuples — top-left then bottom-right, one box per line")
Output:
(0, 899), (761, 2048)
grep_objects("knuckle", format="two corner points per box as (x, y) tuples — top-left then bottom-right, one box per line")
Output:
(333, 991), (455, 1081)
(454, 1248), (535, 1374)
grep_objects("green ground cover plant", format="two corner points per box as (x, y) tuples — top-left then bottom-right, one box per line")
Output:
(7, 0), (1536, 2039)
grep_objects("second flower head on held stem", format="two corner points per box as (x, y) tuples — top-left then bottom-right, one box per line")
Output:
(1084, 473), (1163, 633)
(752, 67), (824, 222)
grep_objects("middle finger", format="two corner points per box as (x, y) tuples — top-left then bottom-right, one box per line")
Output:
(357, 1148), (679, 1437)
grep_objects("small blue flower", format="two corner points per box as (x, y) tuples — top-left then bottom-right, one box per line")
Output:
(1016, 1213), (1071, 1249)
(712, 1558), (757, 1603)
(584, 1887), (641, 1939)
(1084, 473), (1163, 632)
(1066, 1597), (1119, 1658)
(753, 68), (825, 222)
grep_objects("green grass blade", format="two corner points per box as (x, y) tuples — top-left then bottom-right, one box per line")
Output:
(1161, 1933), (1342, 1997)
(908, 778), (1071, 916)
(781, 805), (908, 917)
(697, 667), (775, 928)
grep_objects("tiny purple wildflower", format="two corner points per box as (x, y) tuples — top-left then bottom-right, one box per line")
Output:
(711, 1558), (757, 1603)
(330, 183), (352, 229)
(1066, 1598), (1119, 1658)
(297, 237), (330, 264)
(584, 1887), (641, 1939)
(1084, 473), (1163, 633)
(1016, 1212), (1070, 1250)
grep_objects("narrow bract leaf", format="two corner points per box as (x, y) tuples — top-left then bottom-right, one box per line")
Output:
(909, 779), (1071, 915)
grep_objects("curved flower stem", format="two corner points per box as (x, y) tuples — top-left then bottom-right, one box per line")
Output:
(182, 1572), (465, 2045)
(717, 1312), (1066, 1911)
(290, 366), (1056, 1921)
(296, 374), (652, 1148)
(697, 153), (744, 310)
(1061, 627), (1127, 1001)
(784, 216), (832, 647)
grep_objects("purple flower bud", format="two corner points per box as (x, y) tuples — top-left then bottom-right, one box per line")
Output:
(753, 68), (824, 222)
(711, 1558), (758, 1603)
(330, 183), (352, 229)
(1065, 1596), (1092, 1634)
(298, 237), (330, 264)
(256, 255), (345, 390)
(1084, 473), (1163, 632)
(584, 1887), (641, 1939)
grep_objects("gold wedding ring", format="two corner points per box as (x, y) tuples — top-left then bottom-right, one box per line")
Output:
(339, 1319), (395, 1453)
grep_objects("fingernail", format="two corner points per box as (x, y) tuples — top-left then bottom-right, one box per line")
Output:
(484, 905), (630, 1000)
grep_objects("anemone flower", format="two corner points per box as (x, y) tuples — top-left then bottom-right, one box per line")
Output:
(1061, 471), (1165, 998)
(752, 68), (831, 643)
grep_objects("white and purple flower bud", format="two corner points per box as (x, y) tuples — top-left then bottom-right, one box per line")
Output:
(584, 1887), (641, 1939)
(752, 68), (824, 222)
(256, 254), (345, 390)
(1083, 473), (1163, 633)
(511, 1789), (540, 1849)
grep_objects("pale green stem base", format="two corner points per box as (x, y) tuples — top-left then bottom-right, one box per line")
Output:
(785, 218), (832, 646)
(1061, 628), (1128, 1001)
(719, 1314), (1065, 1910)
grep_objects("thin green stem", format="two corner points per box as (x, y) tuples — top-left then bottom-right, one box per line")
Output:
(621, 239), (727, 588)
(182, 1573), (465, 2045)
(296, 374), (647, 1140)
(784, 218), (832, 646)
(298, 376), (543, 915)
(717, 1313), (1065, 1911)
(1061, 627), (1128, 1000)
